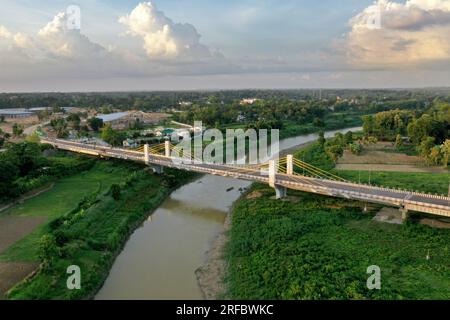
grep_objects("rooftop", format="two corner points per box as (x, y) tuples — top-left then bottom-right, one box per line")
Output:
(0, 109), (34, 115)
(96, 112), (130, 122)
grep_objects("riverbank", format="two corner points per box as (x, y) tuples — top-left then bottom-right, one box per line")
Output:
(222, 141), (450, 299)
(5, 161), (196, 299)
(195, 127), (364, 299)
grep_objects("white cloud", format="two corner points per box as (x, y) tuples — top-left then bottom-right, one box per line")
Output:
(118, 2), (212, 60)
(0, 4), (235, 84)
(0, 25), (12, 39)
(37, 12), (106, 58)
(345, 0), (450, 68)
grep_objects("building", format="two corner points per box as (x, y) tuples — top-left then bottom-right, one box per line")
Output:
(0, 109), (34, 119)
(123, 139), (138, 148)
(96, 111), (170, 130)
(96, 112), (131, 129)
(240, 98), (260, 105)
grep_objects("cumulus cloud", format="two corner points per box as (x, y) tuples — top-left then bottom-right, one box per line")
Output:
(345, 0), (450, 68)
(0, 2), (236, 84)
(37, 12), (106, 58)
(119, 2), (213, 60)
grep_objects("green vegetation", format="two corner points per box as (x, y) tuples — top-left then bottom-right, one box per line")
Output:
(295, 141), (449, 195)
(101, 124), (126, 146)
(5, 160), (195, 299)
(226, 133), (450, 300)
(362, 101), (450, 166)
(0, 142), (96, 203)
(226, 186), (450, 299)
(0, 161), (131, 262)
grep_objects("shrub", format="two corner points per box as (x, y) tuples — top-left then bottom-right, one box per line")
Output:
(111, 184), (121, 201)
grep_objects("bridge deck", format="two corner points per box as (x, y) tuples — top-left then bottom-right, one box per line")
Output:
(42, 138), (450, 217)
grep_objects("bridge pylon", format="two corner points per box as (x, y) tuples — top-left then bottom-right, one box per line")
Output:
(286, 155), (294, 175)
(269, 160), (287, 199)
(165, 141), (171, 158)
(144, 144), (150, 165)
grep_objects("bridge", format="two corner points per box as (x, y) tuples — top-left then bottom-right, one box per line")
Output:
(41, 138), (450, 219)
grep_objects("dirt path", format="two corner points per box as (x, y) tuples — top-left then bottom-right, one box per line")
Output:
(0, 262), (39, 299)
(336, 163), (448, 173)
(0, 216), (48, 253)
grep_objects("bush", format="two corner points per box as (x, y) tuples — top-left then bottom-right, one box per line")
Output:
(349, 143), (363, 155)
(38, 235), (60, 269)
(111, 184), (121, 201)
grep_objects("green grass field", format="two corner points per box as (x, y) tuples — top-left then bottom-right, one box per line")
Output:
(0, 161), (133, 262)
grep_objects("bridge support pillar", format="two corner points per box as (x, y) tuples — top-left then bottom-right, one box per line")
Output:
(152, 165), (164, 174)
(400, 208), (409, 222)
(144, 144), (150, 165)
(268, 160), (276, 188)
(286, 154), (294, 175)
(165, 141), (171, 158)
(275, 185), (287, 199)
(269, 160), (287, 199)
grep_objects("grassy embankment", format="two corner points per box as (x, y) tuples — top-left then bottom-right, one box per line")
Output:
(225, 142), (450, 299)
(4, 158), (195, 299)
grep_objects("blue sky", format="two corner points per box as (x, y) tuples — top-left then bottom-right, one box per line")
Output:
(1, 0), (450, 91)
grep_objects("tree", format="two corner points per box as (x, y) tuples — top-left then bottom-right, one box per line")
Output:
(417, 136), (435, 161)
(395, 134), (403, 148)
(4, 142), (43, 176)
(349, 143), (363, 155)
(38, 234), (60, 269)
(101, 124), (125, 146)
(0, 155), (19, 199)
(441, 139), (450, 167)
(26, 132), (41, 143)
(407, 114), (433, 144)
(0, 115), (5, 123)
(37, 109), (51, 121)
(318, 131), (326, 147)
(344, 131), (353, 144)
(362, 115), (375, 136)
(50, 118), (68, 138)
(429, 146), (442, 166)
(51, 105), (64, 114)
(66, 113), (81, 131)
(88, 117), (104, 132)
(325, 144), (344, 163)
(12, 123), (23, 137)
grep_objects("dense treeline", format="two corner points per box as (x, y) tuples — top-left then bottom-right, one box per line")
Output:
(362, 100), (450, 165)
(1, 89), (448, 112)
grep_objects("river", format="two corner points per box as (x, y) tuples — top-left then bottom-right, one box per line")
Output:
(95, 126), (361, 300)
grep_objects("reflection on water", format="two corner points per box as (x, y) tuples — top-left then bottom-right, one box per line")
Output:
(96, 127), (361, 300)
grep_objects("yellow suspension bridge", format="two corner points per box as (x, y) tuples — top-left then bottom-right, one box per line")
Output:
(41, 138), (450, 219)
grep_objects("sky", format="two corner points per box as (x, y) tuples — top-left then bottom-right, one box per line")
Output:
(0, 0), (450, 92)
